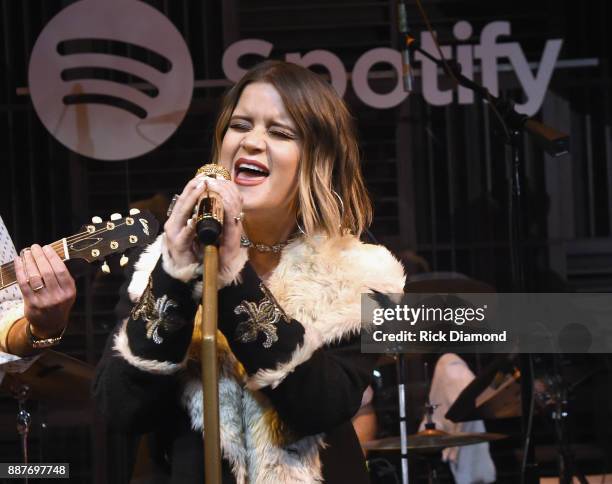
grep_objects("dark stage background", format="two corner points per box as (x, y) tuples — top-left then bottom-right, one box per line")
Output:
(1, 0), (612, 482)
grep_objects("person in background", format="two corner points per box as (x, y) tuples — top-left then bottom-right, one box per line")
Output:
(420, 354), (496, 484)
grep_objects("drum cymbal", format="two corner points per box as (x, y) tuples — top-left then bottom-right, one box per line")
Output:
(364, 429), (506, 453)
(1, 350), (94, 403)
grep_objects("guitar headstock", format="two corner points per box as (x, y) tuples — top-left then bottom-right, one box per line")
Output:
(68, 209), (159, 264)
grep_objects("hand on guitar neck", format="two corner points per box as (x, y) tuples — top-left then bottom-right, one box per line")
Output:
(1, 210), (160, 356)
(7, 244), (76, 356)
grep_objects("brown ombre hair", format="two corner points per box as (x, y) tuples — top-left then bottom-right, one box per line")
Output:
(211, 60), (372, 238)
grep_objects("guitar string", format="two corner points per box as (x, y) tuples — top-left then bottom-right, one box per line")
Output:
(0, 219), (149, 288)
(0, 220), (134, 286)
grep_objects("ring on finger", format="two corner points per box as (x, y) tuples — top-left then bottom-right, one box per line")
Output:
(233, 212), (244, 224)
(167, 194), (180, 217)
(31, 282), (45, 292)
(27, 273), (45, 291)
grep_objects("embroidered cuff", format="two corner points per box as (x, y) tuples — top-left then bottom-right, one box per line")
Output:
(124, 257), (198, 367)
(113, 320), (187, 374)
(218, 263), (305, 377)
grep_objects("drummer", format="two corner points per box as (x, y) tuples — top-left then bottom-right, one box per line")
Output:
(420, 353), (496, 484)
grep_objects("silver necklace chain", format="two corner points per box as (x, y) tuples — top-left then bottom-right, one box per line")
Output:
(240, 234), (289, 253)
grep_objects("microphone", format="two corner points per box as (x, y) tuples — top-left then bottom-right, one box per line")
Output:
(194, 164), (231, 245)
(398, 1), (414, 93)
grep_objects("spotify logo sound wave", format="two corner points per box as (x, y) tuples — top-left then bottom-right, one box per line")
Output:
(28, 0), (193, 161)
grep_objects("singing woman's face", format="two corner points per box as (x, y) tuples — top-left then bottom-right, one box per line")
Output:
(219, 82), (301, 215)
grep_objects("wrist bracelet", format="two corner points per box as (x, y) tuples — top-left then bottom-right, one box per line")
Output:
(26, 323), (66, 349)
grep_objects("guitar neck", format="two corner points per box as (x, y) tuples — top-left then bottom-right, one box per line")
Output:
(0, 239), (68, 291)
(0, 211), (159, 291)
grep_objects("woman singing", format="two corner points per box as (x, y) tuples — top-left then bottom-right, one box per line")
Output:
(93, 60), (405, 483)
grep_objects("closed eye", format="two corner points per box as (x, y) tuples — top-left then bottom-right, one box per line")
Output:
(230, 122), (251, 131)
(269, 129), (296, 140)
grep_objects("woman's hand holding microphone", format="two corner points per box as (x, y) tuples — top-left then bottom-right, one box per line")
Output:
(164, 173), (244, 276)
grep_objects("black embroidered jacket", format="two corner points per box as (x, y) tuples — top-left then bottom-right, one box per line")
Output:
(93, 234), (405, 483)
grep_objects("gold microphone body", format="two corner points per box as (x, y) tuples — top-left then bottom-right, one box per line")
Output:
(195, 164), (231, 245)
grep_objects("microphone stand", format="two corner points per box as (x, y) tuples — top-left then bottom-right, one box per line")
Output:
(407, 39), (570, 484)
(201, 242), (221, 484)
(195, 165), (231, 484)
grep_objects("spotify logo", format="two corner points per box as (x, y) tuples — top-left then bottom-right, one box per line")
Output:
(28, 0), (194, 161)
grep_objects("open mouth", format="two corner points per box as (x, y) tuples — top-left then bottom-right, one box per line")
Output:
(234, 158), (270, 186)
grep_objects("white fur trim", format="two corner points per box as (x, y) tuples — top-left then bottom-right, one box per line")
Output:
(246, 325), (324, 391)
(113, 319), (187, 374)
(181, 375), (248, 484)
(268, 235), (405, 344)
(242, 388), (324, 483)
(219, 247), (248, 287)
(243, 235), (405, 390)
(128, 235), (163, 302)
(161, 233), (200, 283)
(181, 375), (324, 484)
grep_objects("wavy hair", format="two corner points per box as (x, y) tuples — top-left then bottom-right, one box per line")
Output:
(211, 60), (372, 237)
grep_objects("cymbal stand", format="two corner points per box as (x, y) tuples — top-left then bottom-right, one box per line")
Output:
(545, 359), (588, 484)
(395, 354), (410, 484)
(11, 383), (32, 484)
(424, 458), (440, 484)
(423, 401), (439, 432)
(422, 400), (441, 484)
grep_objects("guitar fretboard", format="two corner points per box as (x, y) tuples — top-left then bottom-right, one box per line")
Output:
(0, 241), (66, 291)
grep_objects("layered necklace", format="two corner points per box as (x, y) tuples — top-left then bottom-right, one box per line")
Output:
(240, 234), (292, 253)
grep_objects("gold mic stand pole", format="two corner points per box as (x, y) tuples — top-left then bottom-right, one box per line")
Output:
(195, 164), (231, 484)
(202, 243), (221, 484)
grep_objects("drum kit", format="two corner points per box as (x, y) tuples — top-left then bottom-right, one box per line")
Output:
(365, 352), (514, 484)
(362, 273), (521, 484)
(364, 275), (597, 484)
(0, 350), (94, 473)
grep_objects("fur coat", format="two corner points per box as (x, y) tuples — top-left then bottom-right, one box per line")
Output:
(93, 233), (405, 483)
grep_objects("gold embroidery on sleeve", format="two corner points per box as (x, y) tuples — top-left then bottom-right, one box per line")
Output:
(131, 277), (179, 344)
(234, 283), (289, 348)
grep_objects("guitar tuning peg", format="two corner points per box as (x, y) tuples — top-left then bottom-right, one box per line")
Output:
(101, 260), (111, 274)
(110, 213), (122, 221)
(129, 208), (140, 215)
(120, 254), (129, 267)
(92, 216), (103, 224)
